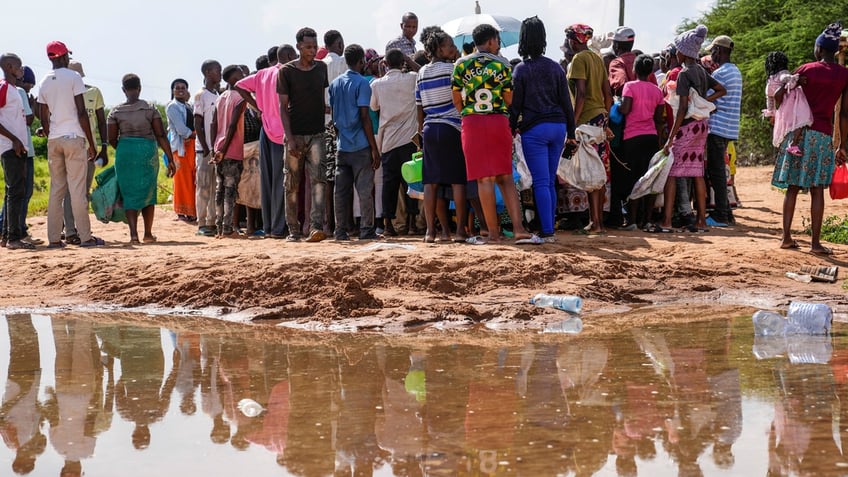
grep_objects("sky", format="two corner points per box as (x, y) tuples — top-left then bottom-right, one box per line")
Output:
(6, 0), (714, 107)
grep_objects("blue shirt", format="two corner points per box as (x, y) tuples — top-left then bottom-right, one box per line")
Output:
(329, 69), (371, 152)
(509, 56), (576, 138)
(708, 62), (742, 140)
(415, 61), (462, 130)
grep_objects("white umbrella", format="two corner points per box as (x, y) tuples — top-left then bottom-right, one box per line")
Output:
(441, 3), (522, 48)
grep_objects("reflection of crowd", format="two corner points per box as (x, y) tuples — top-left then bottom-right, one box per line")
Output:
(6, 314), (848, 475)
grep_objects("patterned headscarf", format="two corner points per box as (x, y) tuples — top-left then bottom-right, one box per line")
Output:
(365, 48), (382, 67)
(565, 24), (594, 45)
(816, 22), (843, 53)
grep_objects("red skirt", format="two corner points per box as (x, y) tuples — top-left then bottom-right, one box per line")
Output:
(461, 114), (512, 181)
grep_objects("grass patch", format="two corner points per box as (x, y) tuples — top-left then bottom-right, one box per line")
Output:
(0, 148), (174, 217)
(803, 214), (848, 245)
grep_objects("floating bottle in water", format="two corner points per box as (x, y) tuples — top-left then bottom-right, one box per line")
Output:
(787, 335), (833, 364)
(752, 310), (786, 337)
(237, 398), (265, 417)
(530, 293), (583, 314)
(786, 301), (832, 335)
(542, 316), (583, 334)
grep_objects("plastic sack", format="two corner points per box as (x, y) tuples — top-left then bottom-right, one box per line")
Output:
(830, 164), (848, 200)
(557, 124), (607, 192)
(90, 166), (128, 224)
(665, 85), (716, 121)
(629, 150), (674, 200)
(512, 135), (533, 191)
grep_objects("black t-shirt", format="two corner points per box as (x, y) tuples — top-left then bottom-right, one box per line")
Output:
(277, 60), (329, 136)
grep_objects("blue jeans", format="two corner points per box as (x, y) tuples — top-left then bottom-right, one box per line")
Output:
(0, 155), (33, 238)
(1, 150), (29, 242)
(521, 122), (567, 235)
(259, 129), (286, 235)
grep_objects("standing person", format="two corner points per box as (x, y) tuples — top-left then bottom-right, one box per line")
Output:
(210, 65), (247, 238)
(565, 24), (613, 234)
(107, 74), (176, 243)
(416, 31), (470, 243)
(659, 25), (726, 233)
(278, 27), (330, 242)
(37, 41), (102, 248)
(773, 22), (848, 255)
(328, 44), (381, 240)
(236, 44), (297, 239)
(0, 53), (34, 250)
(323, 30), (347, 236)
(619, 54), (665, 230)
(371, 48), (419, 238)
(194, 60), (222, 237)
(510, 17), (577, 243)
(166, 78), (197, 222)
(62, 60), (108, 245)
(451, 24), (539, 245)
(705, 35), (742, 227)
(386, 11), (421, 72)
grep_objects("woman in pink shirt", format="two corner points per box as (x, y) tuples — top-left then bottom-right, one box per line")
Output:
(619, 54), (665, 231)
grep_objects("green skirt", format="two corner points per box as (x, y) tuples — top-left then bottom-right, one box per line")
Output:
(115, 136), (159, 210)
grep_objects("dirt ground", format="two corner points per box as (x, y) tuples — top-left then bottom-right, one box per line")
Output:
(2, 165), (847, 334)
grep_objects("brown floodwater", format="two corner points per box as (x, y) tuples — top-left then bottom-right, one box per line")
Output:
(0, 312), (846, 476)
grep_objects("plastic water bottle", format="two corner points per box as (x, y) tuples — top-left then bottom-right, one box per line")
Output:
(530, 293), (583, 314)
(752, 310), (786, 337)
(787, 335), (833, 364)
(786, 302), (832, 335)
(542, 317), (583, 334)
(752, 336), (786, 359)
(237, 398), (265, 417)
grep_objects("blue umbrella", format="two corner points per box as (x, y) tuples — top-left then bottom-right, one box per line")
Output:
(441, 13), (522, 49)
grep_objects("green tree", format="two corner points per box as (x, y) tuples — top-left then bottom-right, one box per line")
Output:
(682, 0), (845, 161)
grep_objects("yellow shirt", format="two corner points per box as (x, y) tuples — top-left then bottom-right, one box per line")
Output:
(567, 50), (607, 125)
(82, 85), (105, 144)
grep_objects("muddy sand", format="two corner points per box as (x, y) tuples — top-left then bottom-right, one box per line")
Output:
(2, 166), (847, 334)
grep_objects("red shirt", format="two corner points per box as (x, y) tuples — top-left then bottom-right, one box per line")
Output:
(796, 61), (848, 135)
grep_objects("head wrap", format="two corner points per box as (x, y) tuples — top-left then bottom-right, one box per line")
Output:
(674, 24), (708, 59)
(365, 48), (382, 67)
(565, 24), (593, 45)
(816, 22), (842, 53)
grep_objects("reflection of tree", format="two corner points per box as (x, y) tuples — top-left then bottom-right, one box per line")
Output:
(44, 318), (106, 477)
(114, 326), (177, 450)
(0, 315), (46, 475)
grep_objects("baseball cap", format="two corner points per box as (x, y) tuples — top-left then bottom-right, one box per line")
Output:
(613, 26), (636, 42)
(21, 66), (36, 85)
(707, 35), (734, 50)
(68, 60), (85, 78)
(46, 40), (71, 59)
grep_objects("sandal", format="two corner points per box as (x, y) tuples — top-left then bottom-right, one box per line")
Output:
(465, 235), (487, 245)
(143, 235), (157, 243)
(646, 224), (674, 233)
(515, 234), (543, 245)
(65, 234), (81, 245)
(6, 240), (36, 250)
(80, 236), (106, 247)
(780, 240), (800, 250)
(811, 246), (834, 256)
(48, 241), (66, 249)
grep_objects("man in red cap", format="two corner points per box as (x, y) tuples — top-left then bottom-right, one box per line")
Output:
(37, 41), (104, 247)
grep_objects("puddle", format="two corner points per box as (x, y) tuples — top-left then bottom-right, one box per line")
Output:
(1, 312), (846, 476)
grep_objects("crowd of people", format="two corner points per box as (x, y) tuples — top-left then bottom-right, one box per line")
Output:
(0, 14), (846, 252)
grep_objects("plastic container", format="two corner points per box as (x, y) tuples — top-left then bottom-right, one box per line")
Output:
(542, 317), (583, 334)
(401, 151), (423, 183)
(752, 310), (786, 337)
(786, 302), (832, 335)
(752, 336), (786, 359)
(530, 293), (583, 314)
(787, 335), (833, 364)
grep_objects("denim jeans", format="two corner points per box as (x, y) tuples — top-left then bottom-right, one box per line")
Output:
(284, 133), (327, 234)
(706, 134), (730, 221)
(1, 150), (28, 242)
(521, 122), (567, 235)
(334, 147), (375, 238)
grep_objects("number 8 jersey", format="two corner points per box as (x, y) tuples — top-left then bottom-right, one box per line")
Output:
(451, 52), (512, 116)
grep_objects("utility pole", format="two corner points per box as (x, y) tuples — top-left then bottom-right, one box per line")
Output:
(619, 0), (625, 26)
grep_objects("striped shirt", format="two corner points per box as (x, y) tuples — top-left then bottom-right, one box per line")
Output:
(416, 61), (461, 130)
(708, 62), (742, 140)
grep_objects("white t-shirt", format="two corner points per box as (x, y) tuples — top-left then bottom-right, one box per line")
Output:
(0, 81), (29, 155)
(37, 67), (86, 139)
(193, 88), (218, 153)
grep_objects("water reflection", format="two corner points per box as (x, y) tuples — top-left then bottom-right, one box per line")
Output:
(0, 313), (844, 476)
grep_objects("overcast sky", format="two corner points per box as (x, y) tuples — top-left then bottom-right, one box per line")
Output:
(7, 0), (714, 107)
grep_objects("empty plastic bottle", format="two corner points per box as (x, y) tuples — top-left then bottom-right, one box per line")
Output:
(542, 317), (583, 334)
(786, 302), (832, 335)
(752, 336), (786, 360)
(752, 310), (786, 337)
(787, 335), (833, 364)
(530, 293), (583, 314)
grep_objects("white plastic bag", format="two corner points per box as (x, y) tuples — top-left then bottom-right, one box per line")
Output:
(512, 135), (533, 191)
(556, 124), (607, 192)
(629, 150), (674, 200)
(665, 86), (715, 120)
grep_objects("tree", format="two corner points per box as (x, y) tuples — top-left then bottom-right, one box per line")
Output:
(683, 0), (846, 161)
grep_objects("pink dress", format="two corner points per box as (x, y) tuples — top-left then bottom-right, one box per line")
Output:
(765, 71), (813, 147)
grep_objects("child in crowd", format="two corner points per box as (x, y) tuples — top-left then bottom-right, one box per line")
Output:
(210, 65), (247, 237)
(763, 51), (813, 156)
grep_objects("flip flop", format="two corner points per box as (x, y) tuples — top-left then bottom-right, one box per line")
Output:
(780, 240), (800, 250)
(685, 225), (709, 233)
(465, 235), (487, 245)
(646, 224), (673, 233)
(515, 234), (543, 245)
(811, 246), (834, 256)
(79, 236), (105, 247)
